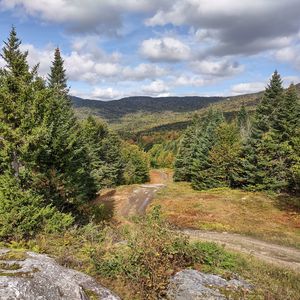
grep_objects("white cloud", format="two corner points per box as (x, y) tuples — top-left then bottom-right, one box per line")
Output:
(90, 87), (124, 100)
(142, 80), (169, 96)
(230, 82), (265, 95)
(140, 37), (190, 62)
(122, 63), (167, 80)
(192, 59), (244, 78)
(146, 0), (300, 56)
(282, 75), (300, 86)
(275, 46), (300, 70)
(0, 0), (172, 34)
(174, 75), (206, 87)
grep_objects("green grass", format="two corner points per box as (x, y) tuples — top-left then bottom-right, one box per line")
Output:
(152, 182), (300, 249)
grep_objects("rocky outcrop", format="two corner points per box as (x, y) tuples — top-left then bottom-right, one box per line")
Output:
(166, 269), (252, 300)
(0, 249), (120, 300)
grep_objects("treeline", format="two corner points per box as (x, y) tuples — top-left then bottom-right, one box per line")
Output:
(0, 28), (149, 240)
(174, 71), (300, 194)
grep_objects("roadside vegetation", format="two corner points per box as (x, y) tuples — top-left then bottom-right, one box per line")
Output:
(152, 182), (300, 249)
(2, 207), (300, 299)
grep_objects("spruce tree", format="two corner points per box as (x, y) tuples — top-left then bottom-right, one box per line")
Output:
(205, 123), (242, 189)
(235, 71), (291, 191)
(190, 109), (224, 190)
(173, 126), (196, 182)
(0, 26), (40, 179)
(48, 47), (68, 94)
(253, 70), (283, 136)
(80, 116), (124, 189)
(0, 27), (76, 238)
(237, 103), (250, 141)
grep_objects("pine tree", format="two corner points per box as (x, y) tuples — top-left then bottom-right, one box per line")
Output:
(48, 47), (68, 94)
(80, 116), (124, 189)
(235, 71), (291, 191)
(273, 84), (300, 143)
(253, 70), (283, 136)
(173, 126), (196, 182)
(0, 28), (77, 238)
(237, 103), (250, 141)
(122, 142), (149, 184)
(0, 26), (40, 179)
(205, 123), (242, 188)
(0, 28), (96, 212)
(190, 109), (224, 190)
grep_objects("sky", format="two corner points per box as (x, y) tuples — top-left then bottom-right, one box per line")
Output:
(0, 0), (299, 100)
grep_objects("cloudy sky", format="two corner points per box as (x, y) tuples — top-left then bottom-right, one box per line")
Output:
(0, 0), (299, 100)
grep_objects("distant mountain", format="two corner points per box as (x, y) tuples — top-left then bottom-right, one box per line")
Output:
(71, 83), (300, 134)
(71, 95), (223, 121)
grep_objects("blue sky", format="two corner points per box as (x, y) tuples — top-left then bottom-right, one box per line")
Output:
(0, 0), (299, 100)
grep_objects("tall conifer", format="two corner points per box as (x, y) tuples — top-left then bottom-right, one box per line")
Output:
(48, 47), (68, 94)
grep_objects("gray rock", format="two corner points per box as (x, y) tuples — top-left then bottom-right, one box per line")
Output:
(0, 249), (120, 300)
(166, 269), (252, 300)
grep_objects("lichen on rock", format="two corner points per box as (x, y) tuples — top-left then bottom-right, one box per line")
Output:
(0, 249), (120, 300)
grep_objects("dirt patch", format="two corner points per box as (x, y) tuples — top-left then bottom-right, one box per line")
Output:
(180, 229), (300, 272)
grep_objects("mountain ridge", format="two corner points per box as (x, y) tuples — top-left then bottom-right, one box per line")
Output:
(71, 83), (300, 133)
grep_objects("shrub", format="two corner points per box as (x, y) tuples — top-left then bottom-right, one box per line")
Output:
(0, 174), (73, 240)
(92, 206), (236, 299)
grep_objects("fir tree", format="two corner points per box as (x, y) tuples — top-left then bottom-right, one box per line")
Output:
(80, 116), (124, 189)
(237, 103), (250, 141)
(122, 142), (149, 184)
(190, 109), (224, 190)
(173, 126), (196, 182)
(235, 71), (292, 191)
(0, 27), (40, 179)
(48, 47), (68, 94)
(253, 70), (283, 136)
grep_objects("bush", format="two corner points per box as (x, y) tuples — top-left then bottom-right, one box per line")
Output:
(0, 174), (73, 240)
(122, 142), (149, 184)
(92, 206), (236, 299)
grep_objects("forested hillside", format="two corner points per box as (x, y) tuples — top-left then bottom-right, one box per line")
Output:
(174, 71), (300, 194)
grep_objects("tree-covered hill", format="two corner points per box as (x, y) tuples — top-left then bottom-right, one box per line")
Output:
(71, 84), (300, 134)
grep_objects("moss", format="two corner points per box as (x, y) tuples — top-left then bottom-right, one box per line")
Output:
(0, 250), (27, 261)
(83, 288), (98, 300)
(217, 286), (257, 300)
(0, 267), (39, 278)
(0, 262), (22, 270)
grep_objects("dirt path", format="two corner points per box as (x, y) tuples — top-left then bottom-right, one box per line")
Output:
(180, 229), (300, 272)
(95, 170), (169, 218)
(120, 183), (165, 217)
(97, 169), (300, 271)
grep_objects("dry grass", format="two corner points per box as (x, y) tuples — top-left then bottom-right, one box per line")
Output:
(151, 182), (300, 248)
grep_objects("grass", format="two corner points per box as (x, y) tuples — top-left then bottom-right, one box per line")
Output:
(151, 182), (300, 249)
(0, 250), (27, 261)
(1, 215), (300, 299)
(0, 262), (22, 270)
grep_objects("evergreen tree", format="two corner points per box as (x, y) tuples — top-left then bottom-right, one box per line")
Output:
(173, 126), (196, 182)
(253, 70), (283, 136)
(80, 116), (124, 189)
(204, 123), (242, 189)
(47, 47), (68, 94)
(237, 103), (250, 141)
(273, 84), (300, 143)
(190, 109), (224, 190)
(0, 28), (96, 213)
(122, 142), (150, 184)
(234, 71), (293, 191)
(0, 26), (42, 179)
